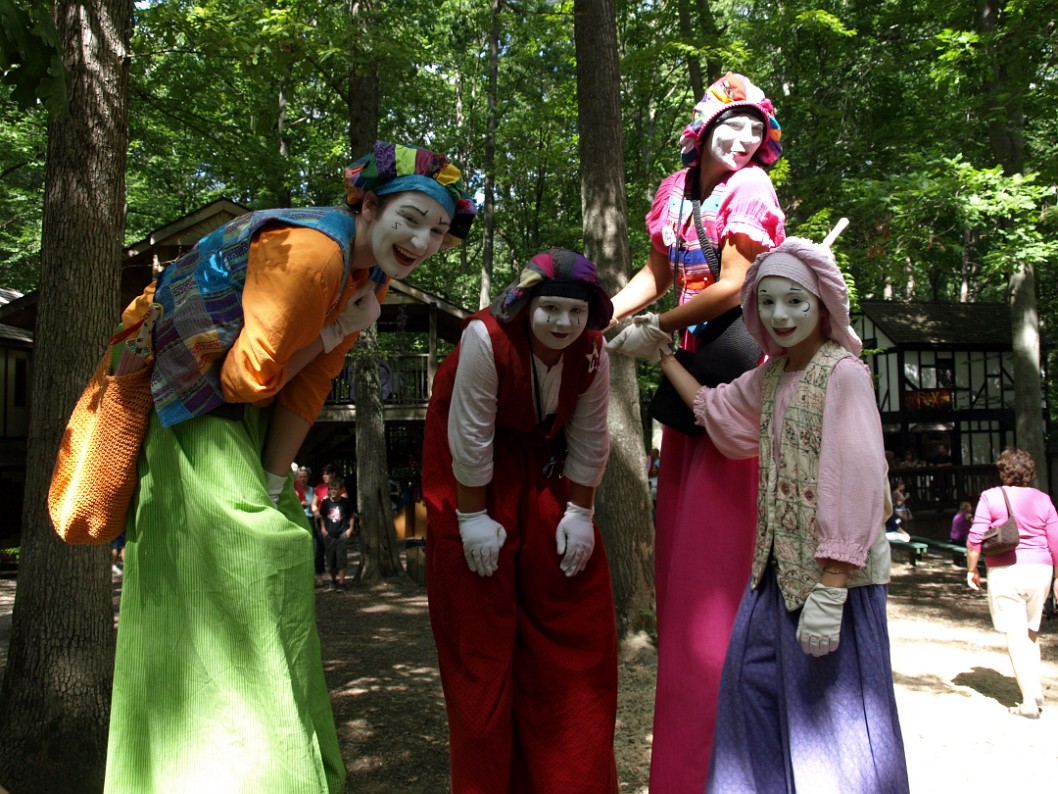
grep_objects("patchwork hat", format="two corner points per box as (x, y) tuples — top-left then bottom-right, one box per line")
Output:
(344, 141), (477, 245)
(490, 248), (614, 331)
(679, 72), (783, 168)
(741, 237), (862, 357)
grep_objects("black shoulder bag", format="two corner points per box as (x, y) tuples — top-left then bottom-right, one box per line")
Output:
(647, 197), (762, 436)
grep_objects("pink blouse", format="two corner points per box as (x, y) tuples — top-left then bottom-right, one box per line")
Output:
(968, 486), (1058, 568)
(692, 356), (887, 567)
(644, 166), (785, 307)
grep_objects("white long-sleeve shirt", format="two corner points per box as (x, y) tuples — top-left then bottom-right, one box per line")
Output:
(447, 319), (610, 488)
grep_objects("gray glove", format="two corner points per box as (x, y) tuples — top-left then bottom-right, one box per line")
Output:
(795, 583), (848, 657)
(605, 313), (671, 363)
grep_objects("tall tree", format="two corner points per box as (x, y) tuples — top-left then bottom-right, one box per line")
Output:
(0, 0), (132, 789)
(573, 0), (654, 638)
(342, 1), (406, 582)
(351, 327), (406, 582)
(977, 0), (1046, 483)
(476, 0), (501, 310)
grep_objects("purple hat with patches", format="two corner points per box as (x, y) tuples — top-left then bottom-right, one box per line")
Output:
(491, 248), (614, 331)
(344, 141), (477, 246)
(679, 72), (783, 168)
(741, 237), (862, 357)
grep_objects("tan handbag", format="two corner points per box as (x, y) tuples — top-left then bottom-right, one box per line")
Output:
(48, 307), (158, 544)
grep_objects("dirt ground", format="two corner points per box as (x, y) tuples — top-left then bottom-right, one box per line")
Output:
(2, 553), (1057, 791)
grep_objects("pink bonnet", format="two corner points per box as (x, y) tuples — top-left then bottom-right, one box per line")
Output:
(741, 237), (862, 357)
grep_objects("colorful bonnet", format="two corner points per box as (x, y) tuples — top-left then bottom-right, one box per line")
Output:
(490, 248), (614, 331)
(741, 237), (862, 357)
(678, 72), (783, 168)
(344, 141), (477, 245)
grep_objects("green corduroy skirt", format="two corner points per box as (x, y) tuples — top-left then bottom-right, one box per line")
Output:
(104, 407), (345, 793)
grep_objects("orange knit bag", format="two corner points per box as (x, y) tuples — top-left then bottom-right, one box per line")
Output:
(48, 317), (156, 545)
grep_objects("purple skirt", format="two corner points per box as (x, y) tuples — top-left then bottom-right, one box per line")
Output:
(706, 567), (909, 793)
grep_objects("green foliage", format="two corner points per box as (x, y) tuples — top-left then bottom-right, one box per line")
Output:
(0, 0), (67, 118)
(0, 0), (1056, 325)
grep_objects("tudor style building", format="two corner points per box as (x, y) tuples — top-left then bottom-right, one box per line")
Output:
(853, 300), (1051, 514)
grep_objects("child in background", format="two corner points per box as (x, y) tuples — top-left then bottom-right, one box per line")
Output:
(319, 476), (357, 591)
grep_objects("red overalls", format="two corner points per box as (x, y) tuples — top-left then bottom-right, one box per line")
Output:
(423, 310), (618, 794)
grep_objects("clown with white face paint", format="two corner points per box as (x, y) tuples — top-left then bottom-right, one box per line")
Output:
(104, 141), (476, 794)
(529, 294), (590, 353)
(655, 237), (909, 793)
(707, 112), (765, 172)
(422, 248), (621, 793)
(365, 193), (452, 280)
(755, 275), (825, 366)
(604, 71), (785, 791)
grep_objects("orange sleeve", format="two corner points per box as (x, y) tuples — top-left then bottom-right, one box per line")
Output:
(218, 224), (391, 425)
(278, 276), (391, 423)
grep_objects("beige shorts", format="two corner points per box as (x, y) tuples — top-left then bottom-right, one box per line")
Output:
(985, 563), (1053, 633)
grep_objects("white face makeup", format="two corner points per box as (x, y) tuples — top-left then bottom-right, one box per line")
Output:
(529, 295), (590, 352)
(756, 276), (822, 352)
(367, 193), (452, 280)
(707, 112), (765, 172)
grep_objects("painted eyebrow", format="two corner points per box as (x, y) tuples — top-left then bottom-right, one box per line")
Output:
(398, 203), (451, 227)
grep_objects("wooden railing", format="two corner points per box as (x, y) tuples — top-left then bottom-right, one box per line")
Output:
(325, 354), (432, 407)
(890, 464), (999, 514)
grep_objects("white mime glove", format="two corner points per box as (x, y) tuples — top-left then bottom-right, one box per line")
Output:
(796, 583), (848, 657)
(320, 281), (382, 353)
(605, 313), (671, 364)
(555, 502), (596, 577)
(456, 509), (507, 577)
(265, 470), (287, 507)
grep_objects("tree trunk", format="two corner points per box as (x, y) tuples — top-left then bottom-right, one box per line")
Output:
(477, 0), (502, 309)
(0, 0), (131, 789)
(346, 61), (379, 158)
(677, 0), (704, 104)
(573, 0), (655, 640)
(1009, 264), (1046, 486)
(351, 326), (405, 584)
(339, 18), (398, 584)
(977, 0), (1046, 483)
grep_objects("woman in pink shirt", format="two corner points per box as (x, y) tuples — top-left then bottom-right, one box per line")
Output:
(966, 447), (1058, 719)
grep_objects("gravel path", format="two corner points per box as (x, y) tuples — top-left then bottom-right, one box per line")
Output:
(1, 555), (1057, 791)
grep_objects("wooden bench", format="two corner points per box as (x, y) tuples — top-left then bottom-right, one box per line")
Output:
(908, 535), (969, 566)
(889, 539), (928, 567)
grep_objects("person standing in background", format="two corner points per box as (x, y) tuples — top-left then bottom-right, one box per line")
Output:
(950, 501), (973, 545)
(966, 447), (1058, 719)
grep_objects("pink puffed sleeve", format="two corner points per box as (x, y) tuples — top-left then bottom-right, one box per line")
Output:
(692, 366), (764, 459)
(715, 166), (786, 250)
(645, 170), (689, 254)
(813, 358), (887, 566)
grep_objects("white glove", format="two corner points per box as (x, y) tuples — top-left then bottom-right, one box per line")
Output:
(795, 583), (848, 657)
(457, 509), (507, 577)
(555, 502), (595, 577)
(320, 281), (381, 353)
(605, 313), (671, 364)
(265, 470), (287, 507)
